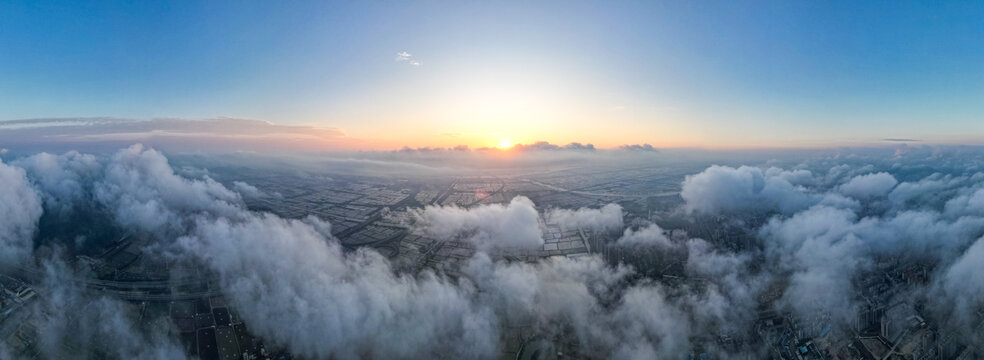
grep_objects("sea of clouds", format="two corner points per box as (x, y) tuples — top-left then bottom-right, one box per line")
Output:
(1, 144), (984, 358)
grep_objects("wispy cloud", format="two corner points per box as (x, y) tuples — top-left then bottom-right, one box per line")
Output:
(883, 138), (920, 142)
(0, 117), (357, 152)
(395, 51), (421, 66)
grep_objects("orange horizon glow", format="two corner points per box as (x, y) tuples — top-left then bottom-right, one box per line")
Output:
(272, 120), (959, 152)
(327, 134), (954, 152)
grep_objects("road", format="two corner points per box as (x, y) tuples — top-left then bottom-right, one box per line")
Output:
(2, 265), (220, 302)
(522, 179), (678, 198)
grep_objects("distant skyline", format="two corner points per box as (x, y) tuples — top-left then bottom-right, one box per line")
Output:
(3, 1), (984, 149)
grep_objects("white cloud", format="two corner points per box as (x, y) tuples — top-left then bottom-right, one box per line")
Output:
(838, 172), (898, 199)
(545, 203), (623, 232)
(616, 224), (673, 248)
(0, 158), (43, 264)
(16, 145), (984, 357)
(232, 180), (280, 199)
(412, 196), (543, 250)
(396, 51), (421, 66)
(13, 151), (100, 215)
(681, 165), (818, 215)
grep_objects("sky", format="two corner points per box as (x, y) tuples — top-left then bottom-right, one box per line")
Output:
(2, 1), (984, 150)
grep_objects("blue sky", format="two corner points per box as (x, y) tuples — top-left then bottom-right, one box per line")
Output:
(2, 1), (983, 148)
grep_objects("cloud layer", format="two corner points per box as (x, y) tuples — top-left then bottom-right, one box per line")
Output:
(6, 145), (984, 358)
(412, 196), (544, 250)
(0, 118), (353, 152)
(0, 158), (43, 264)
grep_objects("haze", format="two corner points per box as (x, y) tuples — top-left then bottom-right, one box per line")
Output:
(3, 2), (984, 360)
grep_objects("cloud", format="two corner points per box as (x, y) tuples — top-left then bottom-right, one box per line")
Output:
(462, 253), (694, 358)
(0, 117), (353, 152)
(837, 172), (898, 199)
(4, 146), (497, 358)
(937, 236), (984, 329)
(232, 180), (280, 199)
(883, 138), (920, 142)
(12, 151), (100, 215)
(545, 203), (623, 233)
(758, 205), (867, 323)
(563, 142), (596, 151)
(615, 224), (673, 248)
(15, 145), (984, 357)
(765, 167), (817, 186)
(91, 144), (245, 234)
(673, 152), (984, 336)
(942, 185), (984, 217)
(888, 173), (965, 208)
(511, 141), (596, 152)
(232, 180), (262, 197)
(395, 51), (421, 66)
(412, 196), (543, 250)
(618, 144), (658, 152)
(176, 213), (498, 359)
(0, 158), (43, 264)
(25, 257), (188, 360)
(681, 165), (819, 214)
(6, 145), (783, 357)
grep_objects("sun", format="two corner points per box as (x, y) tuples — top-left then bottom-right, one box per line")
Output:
(497, 138), (513, 149)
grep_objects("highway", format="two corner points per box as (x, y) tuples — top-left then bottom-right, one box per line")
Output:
(1, 265), (221, 302)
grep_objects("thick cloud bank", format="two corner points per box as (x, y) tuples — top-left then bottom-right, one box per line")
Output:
(177, 214), (498, 359)
(0, 145), (776, 358)
(0, 159), (43, 264)
(837, 171), (898, 199)
(615, 224), (672, 248)
(680, 153), (984, 344)
(412, 196), (543, 250)
(681, 165), (819, 214)
(546, 203), (624, 233)
(7, 145), (984, 358)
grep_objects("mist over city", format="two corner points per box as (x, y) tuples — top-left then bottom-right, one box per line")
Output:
(3, 1), (984, 359)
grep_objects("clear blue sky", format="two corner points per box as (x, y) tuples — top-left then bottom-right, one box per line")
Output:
(2, 1), (983, 148)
